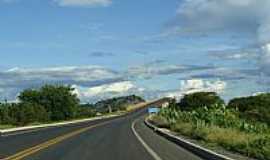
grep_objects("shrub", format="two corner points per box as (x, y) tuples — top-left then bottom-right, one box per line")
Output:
(14, 102), (49, 125)
(0, 102), (49, 126)
(76, 106), (96, 118)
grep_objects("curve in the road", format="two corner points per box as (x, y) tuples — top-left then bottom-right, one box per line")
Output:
(1, 108), (203, 160)
(131, 119), (163, 160)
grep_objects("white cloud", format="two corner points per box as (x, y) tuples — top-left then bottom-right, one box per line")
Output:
(174, 0), (262, 35)
(80, 81), (136, 97)
(164, 79), (226, 101)
(74, 81), (145, 102)
(180, 79), (226, 94)
(172, 0), (270, 77)
(54, 0), (112, 7)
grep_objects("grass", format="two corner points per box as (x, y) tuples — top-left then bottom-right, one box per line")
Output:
(150, 107), (270, 160)
(0, 124), (15, 130)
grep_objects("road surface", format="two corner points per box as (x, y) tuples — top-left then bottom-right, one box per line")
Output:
(0, 108), (202, 160)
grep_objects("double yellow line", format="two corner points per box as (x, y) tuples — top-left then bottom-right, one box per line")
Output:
(4, 120), (112, 160)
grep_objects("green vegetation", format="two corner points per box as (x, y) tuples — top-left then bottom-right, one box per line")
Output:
(0, 85), (144, 128)
(228, 93), (270, 124)
(179, 92), (225, 111)
(18, 85), (79, 121)
(0, 85), (81, 126)
(150, 92), (270, 160)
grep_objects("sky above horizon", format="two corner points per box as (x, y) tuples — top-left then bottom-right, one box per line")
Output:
(0, 0), (270, 103)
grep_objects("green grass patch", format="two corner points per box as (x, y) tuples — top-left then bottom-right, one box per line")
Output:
(0, 124), (15, 130)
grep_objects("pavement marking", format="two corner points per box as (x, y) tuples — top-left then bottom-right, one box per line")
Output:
(131, 119), (163, 160)
(1, 128), (49, 137)
(3, 120), (114, 160)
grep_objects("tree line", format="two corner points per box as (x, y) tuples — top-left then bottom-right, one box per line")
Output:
(0, 85), (95, 126)
(173, 92), (270, 125)
(0, 85), (145, 127)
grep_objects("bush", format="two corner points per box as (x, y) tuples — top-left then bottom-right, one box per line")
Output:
(179, 92), (225, 111)
(13, 102), (49, 126)
(0, 103), (14, 124)
(76, 106), (96, 118)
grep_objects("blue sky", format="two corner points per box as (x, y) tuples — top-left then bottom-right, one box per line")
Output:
(0, 0), (270, 102)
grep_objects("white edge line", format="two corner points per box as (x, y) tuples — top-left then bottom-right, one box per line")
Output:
(0, 114), (121, 135)
(131, 119), (163, 160)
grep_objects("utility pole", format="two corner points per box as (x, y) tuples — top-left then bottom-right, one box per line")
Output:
(108, 105), (112, 113)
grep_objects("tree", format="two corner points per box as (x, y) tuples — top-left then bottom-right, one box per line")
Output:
(179, 92), (225, 111)
(19, 85), (80, 121)
(18, 89), (40, 104)
(0, 103), (12, 124)
(228, 93), (270, 124)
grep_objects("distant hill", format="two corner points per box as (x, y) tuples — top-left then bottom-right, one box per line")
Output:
(94, 95), (145, 113)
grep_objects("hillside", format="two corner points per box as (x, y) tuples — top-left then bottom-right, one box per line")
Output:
(94, 95), (145, 113)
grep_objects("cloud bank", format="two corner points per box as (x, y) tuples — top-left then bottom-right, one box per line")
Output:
(0, 66), (125, 101)
(173, 0), (270, 76)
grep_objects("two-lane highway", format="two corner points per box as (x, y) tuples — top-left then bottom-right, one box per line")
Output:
(0, 108), (203, 160)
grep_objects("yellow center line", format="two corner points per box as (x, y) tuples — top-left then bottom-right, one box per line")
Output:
(3, 120), (113, 160)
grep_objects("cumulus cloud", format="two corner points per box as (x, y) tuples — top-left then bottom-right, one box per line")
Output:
(173, 0), (261, 36)
(54, 0), (112, 7)
(74, 81), (145, 102)
(162, 79), (226, 101)
(180, 79), (226, 94)
(172, 0), (270, 76)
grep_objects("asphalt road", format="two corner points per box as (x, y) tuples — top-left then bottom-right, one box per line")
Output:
(0, 109), (203, 160)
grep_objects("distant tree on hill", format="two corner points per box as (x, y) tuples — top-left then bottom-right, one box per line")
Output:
(94, 95), (145, 113)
